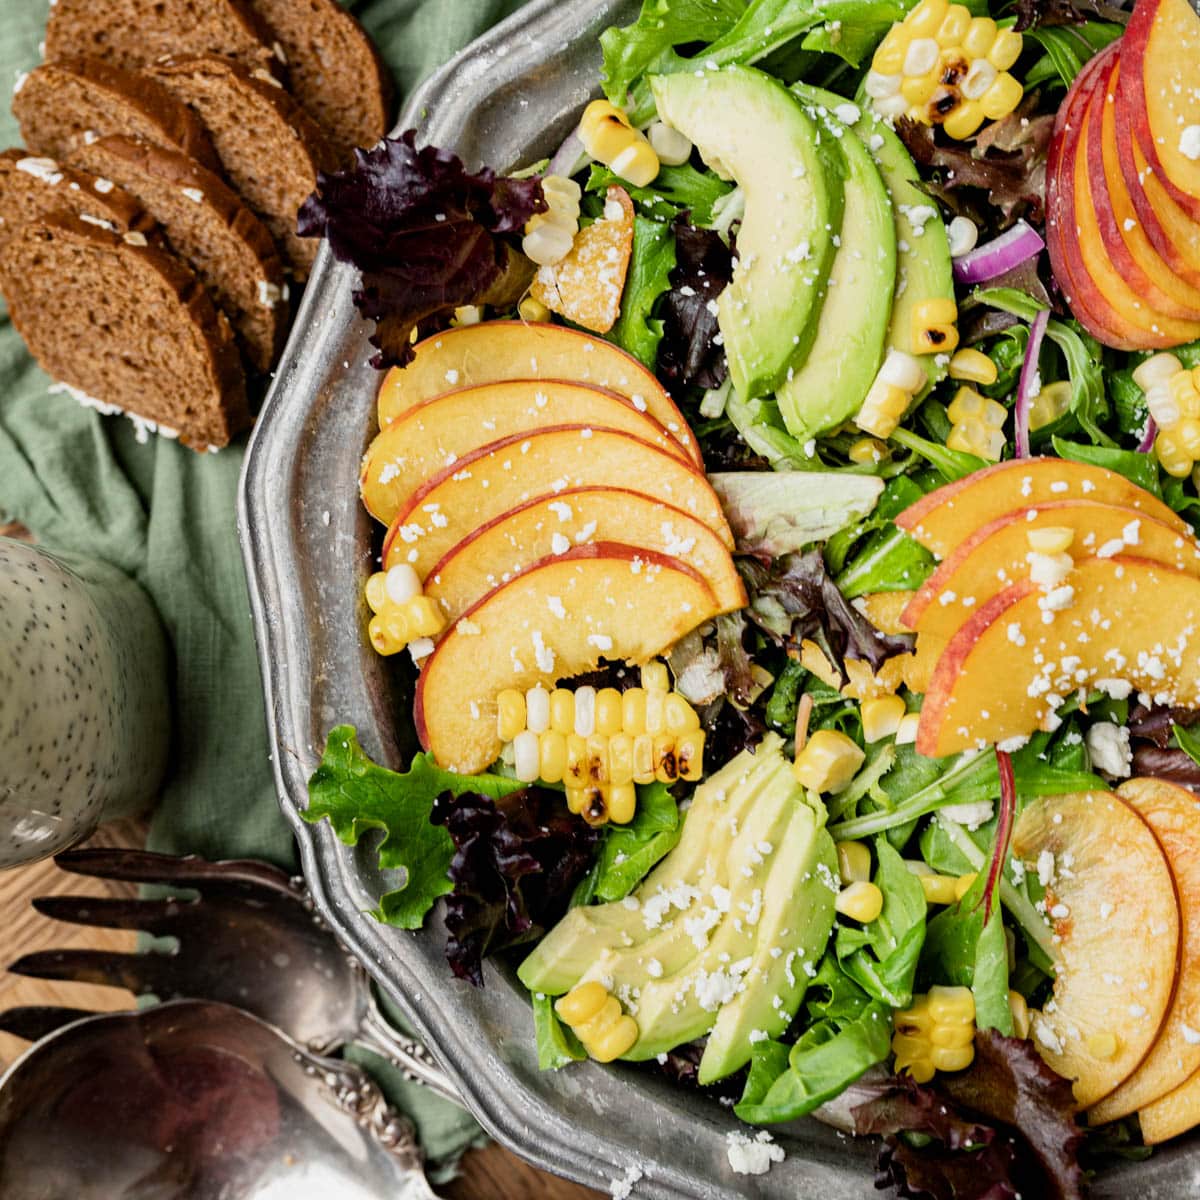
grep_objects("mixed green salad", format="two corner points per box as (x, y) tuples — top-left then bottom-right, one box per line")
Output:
(295, 0), (1200, 1193)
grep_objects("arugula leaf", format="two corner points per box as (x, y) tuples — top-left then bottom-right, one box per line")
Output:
(588, 782), (682, 902)
(1051, 437), (1161, 495)
(533, 993), (586, 1070)
(1173, 722), (1200, 769)
(586, 163), (733, 226)
(800, 0), (907, 64)
(834, 523), (935, 598)
(890, 426), (987, 482)
(1022, 22), (1122, 87)
(607, 215), (675, 369)
(305, 727), (523, 928)
(805, 952), (874, 1021)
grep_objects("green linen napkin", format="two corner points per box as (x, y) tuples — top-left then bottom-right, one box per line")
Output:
(0, 0), (527, 1173)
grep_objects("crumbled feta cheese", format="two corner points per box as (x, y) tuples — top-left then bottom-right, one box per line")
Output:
(1085, 722), (1132, 778)
(726, 1130), (785, 1176)
(1180, 125), (1200, 161)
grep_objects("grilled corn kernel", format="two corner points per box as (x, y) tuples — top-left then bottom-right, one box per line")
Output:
(1026, 526), (1075, 554)
(526, 685), (550, 734)
(368, 610), (408, 656)
(595, 688), (624, 735)
(644, 688), (666, 736)
(647, 120), (692, 166)
(1192, 365), (1200, 391)
(565, 733), (589, 787)
(676, 729), (705, 781)
(911, 298), (959, 354)
(539, 730), (567, 783)
(865, 69), (902, 99)
(555, 981), (607, 1025)
(1157, 428), (1194, 477)
(837, 880), (884, 923)
(1029, 380), (1072, 430)
(880, 348), (929, 392)
(642, 662), (670, 692)
(632, 733), (656, 784)
(836, 840), (873, 884)
(930, 1021), (975, 1049)
(1133, 352), (1183, 391)
(549, 688), (575, 735)
(587, 733), (610, 785)
(518, 295), (552, 323)
(452, 304), (483, 326)
(609, 733), (634, 785)
(365, 571), (389, 613)
(664, 693), (699, 734)
(987, 28), (1023, 70)
(573, 686), (596, 737)
(1008, 990), (1031, 1039)
(862, 695), (907, 743)
(907, 0), (949, 36)
(792, 729), (866, 794)
(653, 733), (678, 783)
(936, 4), (972, 45)
(607, 782), (637, 825)
(947, 215), (979, 257)
(873, 25), (909, 74)
(892, 1036), (936, 1082)
(904, 36), (940, 76)
(953, 872), (978, 901)
(588, 1014), (639, 1062)
(513, 730), (540, 782)
(848, 436), (889, 464)
(961, 16), (997, 57)
(931, 1044), (976, 1072)
(578, 99), (631, 149)
(405, 595), (446, 639)
(497, 689), (527, 741)
(622, 688), (647, 736)
(980, 71), (1023, 120)
(386, 564), (422, 605)
(541, 174), (582, 214)
(1086, 1032), (1119, 1061)
(948, 385), (1002, 425)
(948, 348), (998, 385)
(943, 99), (985, 139)
(522, 221), (576, 267)
(895, 712), (921, 745)
(856, 380), (910, 438)
(947, 418), (1006, 461)
(928, 985), (976, 1023)
(902, 73), (939, 107)
(565, 786), (588, 814)
(609, 140), (661, 187)
(1177, 418), (1200, 458)
(920, 873), (960, 904)
(1169, 369), (1200, 420)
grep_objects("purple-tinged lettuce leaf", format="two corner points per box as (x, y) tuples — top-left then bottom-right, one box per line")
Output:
(1131, 745), (1200, 791)
(298, 130), (544, 368)
(1013, 0), (1127, 30)
(430, 786), (599, 987)
(657, 219), (733, 389)
(878, 1137), (1021, 1200)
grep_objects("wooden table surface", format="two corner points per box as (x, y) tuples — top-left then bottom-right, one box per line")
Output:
(0, 522), (600, 1200)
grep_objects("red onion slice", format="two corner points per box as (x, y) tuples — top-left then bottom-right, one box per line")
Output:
(1138, 415), (1158, 453)
(953, 219), (1046, 285)
(546, 130), (586, 179)
(1015, 308), (1049, 459)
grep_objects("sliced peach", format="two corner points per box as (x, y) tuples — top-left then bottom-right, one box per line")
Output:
(1090, 778), (1200, 1122)
(421, 487), (746, 622)
(1012, 790), (1179, 1108)
(1121, 136), (1200, 290)
(376, 321), (700, 467)
(902, 500), (1200, 636)
(916, 555), (1200, 758)
(382, 427), (733, 580)
(360, 379), (692, 525)
(413, 543), (720, 773)
(896, 459), (1188, 559)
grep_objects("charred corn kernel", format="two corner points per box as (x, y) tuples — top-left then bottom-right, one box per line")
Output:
(1157, 428), (1194, 477)
(1086, 1032), (1119, 1061)
(1029, 380), (1072, 431)
(664, 692), (700, 734)
(526, 685), (550, 734)
(586, 733), (610, 785)
(1008, 990), (1031, 1039)
(578, 100), (660, 187)
(647, 120), (692, 166)
(565, 786), (588, 814)
(920, 873), (960, 904)
(610, 140), (660, 187)
(550, 688), (575, 735)
(1027, 526), (1075, 554)
(609, 733), (634, 785)
(632, 733), (656, 784)
(622, 688), (647, 735)
(539, 730), (567, 783)
(406, 596), (446, 639)
(980, 71), (1023, 120)
(555, 981), (607, 1025)
(837, 880), (884, 923)
(862, 695), (907, 743)
(987, 28), (1023, 70)
(595, 688), (624, 735)
(936, 4), (972, 45)
(497, 689), (527, 741)
(642, 662), (670, 692)
(901, 73), (939, 107)
(873, 25), (909, 74)
(948, 348), (998, 385)
(513, 730), (540, 782)
(607, 782), (637, 825)
(579, 99), (632, 151)
(953, 872), (978, 901)
(943, 99), (985, 140)
(911, 298), (959, 355)
(565, 734), (589, 788)
(676, 729), (705, 781)
(644, 687), (666, 735)
(961, 16), (997, 56)
(856, 380), (910, 438)
(573, 685), (596, 736)
(848, 436), (889, 464)
(368, 610), (409, 656)
(947, 418), (1006, 461)
(1133, 352), (1183, 391)
(518, 295), (551, 323)
(653, 733), (679, 783)
(1178, 417), (1200, 458)
(793, 729), (866, 794)
(836, 840), (873, 884)
(895, 712), (921, 745)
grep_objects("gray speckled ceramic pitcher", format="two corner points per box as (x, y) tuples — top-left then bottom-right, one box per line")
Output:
(0, 538), (169, 867)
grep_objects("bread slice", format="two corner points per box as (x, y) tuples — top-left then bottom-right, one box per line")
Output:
(14, 58), (220, 174)
(148, 55), (337, 278)
(70, 135), (288, 372)
(0, 215), (249, 450)
(0, 148), (160, 250)
(246, 0), (393, 154)
(44, 0), (277, 76)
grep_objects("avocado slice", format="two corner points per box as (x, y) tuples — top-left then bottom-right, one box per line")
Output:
(849, 98), (955, 387)
(775, 88), (897, 440)
(649, 66), (844, 400)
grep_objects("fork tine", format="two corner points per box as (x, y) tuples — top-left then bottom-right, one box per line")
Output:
(8, 948), (182, 997)
(0, 1005), (97, 1042)
(54, 847), (296, 893)
(32, 894), (193, 935)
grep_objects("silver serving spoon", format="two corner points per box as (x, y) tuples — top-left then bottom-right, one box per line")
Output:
(0, 999), (439, 1200)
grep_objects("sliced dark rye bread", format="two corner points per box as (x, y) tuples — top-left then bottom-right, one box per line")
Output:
(69, 135), (288, 372)
(147, 55), (337, 278)
(0, 214), (249, 451)
(0, 148), (160, 250)
(246, 0), (393, 155)
(44, 0), (278, 77)
(14, 58), (220, 174)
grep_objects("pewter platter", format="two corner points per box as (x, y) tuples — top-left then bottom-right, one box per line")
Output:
(239, 0), (1192, 1192)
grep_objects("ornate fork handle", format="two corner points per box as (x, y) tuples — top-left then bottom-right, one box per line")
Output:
(356, 997), (462, 1104)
